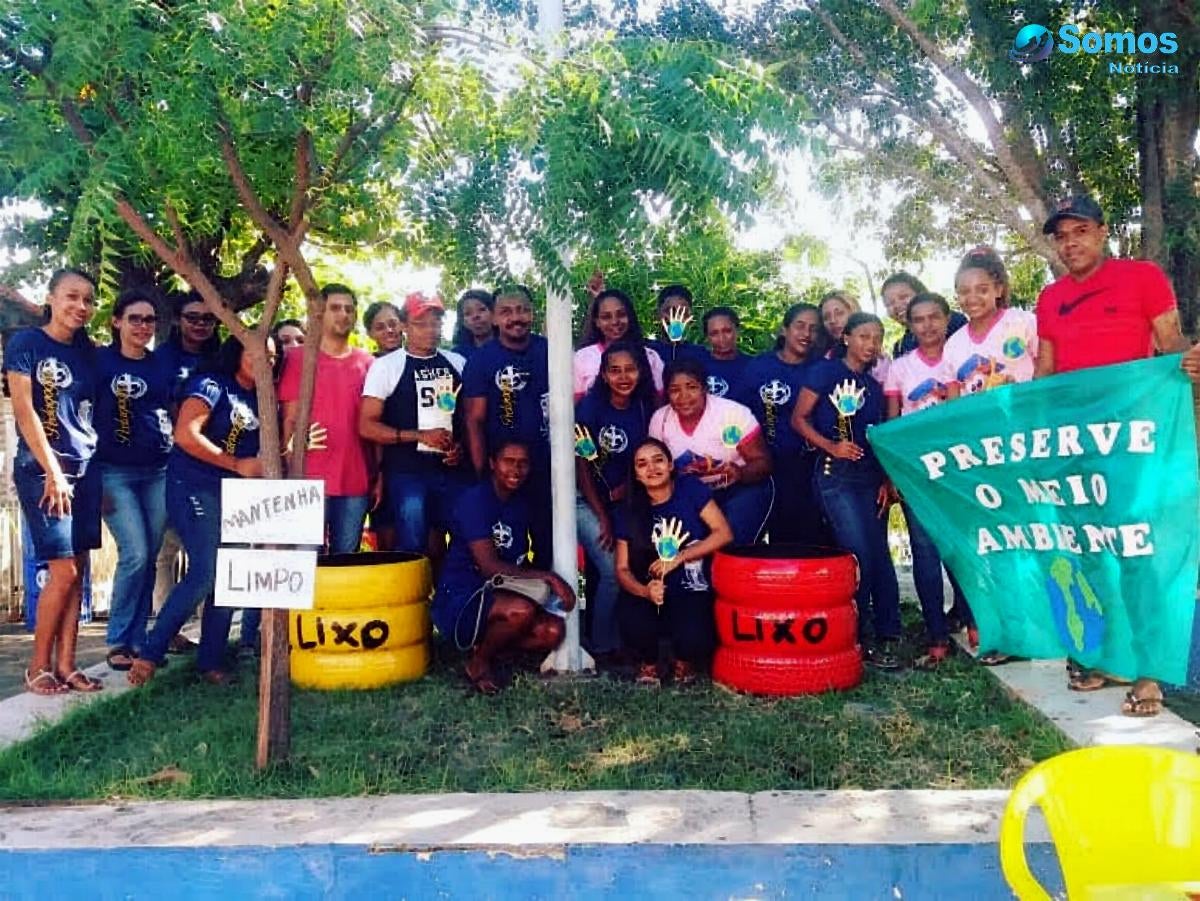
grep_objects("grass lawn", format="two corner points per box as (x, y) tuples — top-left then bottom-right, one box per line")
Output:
(0, 635), (1071, 801)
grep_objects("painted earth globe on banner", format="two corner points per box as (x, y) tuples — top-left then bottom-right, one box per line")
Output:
(1045, 556), (1106, 657)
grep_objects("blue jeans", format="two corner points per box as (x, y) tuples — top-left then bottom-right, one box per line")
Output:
(388, 469), (468, 554)
(713, 478), (774, 545)
(901, 501), (973, 643)
(576, 497), (620, 653)
(99, 463), (167, 652)
(815, 463), (902, 643)
(326, 494), (370, 554)
(142, 476), (229, 672)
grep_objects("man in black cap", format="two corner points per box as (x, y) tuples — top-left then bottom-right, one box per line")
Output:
(1034, 195), (1200, 715)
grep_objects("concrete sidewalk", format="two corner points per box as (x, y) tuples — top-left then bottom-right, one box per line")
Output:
(0, 789), (1045, 848)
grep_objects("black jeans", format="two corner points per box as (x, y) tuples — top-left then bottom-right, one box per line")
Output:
(618, 587), (716, 666)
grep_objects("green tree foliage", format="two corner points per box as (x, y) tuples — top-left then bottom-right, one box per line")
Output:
(401, 33), (803, 296)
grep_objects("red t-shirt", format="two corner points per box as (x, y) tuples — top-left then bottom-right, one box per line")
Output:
(277, 345), (374, 496)
(1035, 258), (1176, 373)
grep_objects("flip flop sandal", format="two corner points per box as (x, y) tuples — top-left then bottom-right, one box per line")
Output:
(106, 646), (135, 672)
(58, 670), (104, 692)
(1120, 689), (1164, 718)
(24, 667), (68, 696)
(127, 658), (158, 686)
(635, 663), (661, 687)
(978, 651), (1019, 666)
(914, 644), (952, 671)
(465, 665), (501, 695)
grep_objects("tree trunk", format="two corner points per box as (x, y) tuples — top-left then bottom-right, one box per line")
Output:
(1136, 0), (1200, 337)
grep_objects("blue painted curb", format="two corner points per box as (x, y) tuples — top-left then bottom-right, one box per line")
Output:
(2, 842), (1061, 899)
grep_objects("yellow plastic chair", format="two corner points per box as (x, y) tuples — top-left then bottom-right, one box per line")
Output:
(1000, 746), (1200, 899)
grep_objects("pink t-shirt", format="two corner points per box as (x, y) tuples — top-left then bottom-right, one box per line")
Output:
(277, 345), (374, 496)
(648, 394), (761, 484)
(883, 348), (955, 416)
(944, 307), (1038, 395)
(573, 342), (665, 399)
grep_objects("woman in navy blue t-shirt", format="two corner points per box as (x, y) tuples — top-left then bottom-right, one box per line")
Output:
(575, 340), (656, 657)
(2, 268), (101, 695)
(130, 334), (281, 687)
(615, 438), (733, 685)
(792, 313), (902, 670)
(736, 302), (831, 545)
(95, 289), (174, 671)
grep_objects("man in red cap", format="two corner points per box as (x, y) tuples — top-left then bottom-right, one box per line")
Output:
(359, 291), (468, 556)
(1035, 196), (1200, 715)
(278, 283), (374, 553)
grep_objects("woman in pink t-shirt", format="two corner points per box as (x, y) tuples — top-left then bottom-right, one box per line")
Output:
(884, 292), (977, 667)
(943, 247), (1036, 666)
(648, 358), (772, 544)
(945, 246), (1038, 398)
(573, 289), (664, 400)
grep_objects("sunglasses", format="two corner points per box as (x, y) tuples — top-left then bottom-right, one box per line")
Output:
(124, 314), (157, 327)
(182, 313), (217, 326)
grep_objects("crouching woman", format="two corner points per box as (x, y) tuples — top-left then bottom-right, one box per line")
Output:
(615, 438), (733, 686)
(431, 439), (575, 694)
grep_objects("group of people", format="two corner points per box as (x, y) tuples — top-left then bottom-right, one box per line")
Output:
(6, 195), (1200, 710)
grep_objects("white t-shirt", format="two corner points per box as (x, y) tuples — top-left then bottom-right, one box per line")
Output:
(361, 348), (465, 453)
(883, 348), (955, 416)
(944, 307), (1038, 395)
(573, 342), (665, 399)
(648, 393), (761, 484)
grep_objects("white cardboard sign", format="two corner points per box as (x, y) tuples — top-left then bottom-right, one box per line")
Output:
(220, 479), (325, 545)
(215, 547), (317, 610)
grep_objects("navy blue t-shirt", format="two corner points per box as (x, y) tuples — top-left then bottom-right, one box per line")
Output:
(156, 340), (211, 404)
(735, 352), (811, 456)
(574, 392), (652, 499)
(461, 335), (550, 457)
(802, 358), (886, 470)
(451, 342), (482, 364)
(94, 346), (174, 466)
(704, 352), (752, 398)
(437, 478), (531, 597)
(647, 337), (708, 368)
(168, 373), (262, 487)
(616, 475), (714, 594)
(2, 328), (97, 477)
(893, 311), (968, 357)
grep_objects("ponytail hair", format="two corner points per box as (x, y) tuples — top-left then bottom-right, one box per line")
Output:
(45, 267), (98, 349)
(955, 245), (1011, 309)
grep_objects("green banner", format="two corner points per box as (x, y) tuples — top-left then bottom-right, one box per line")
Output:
(869, 355), (1198, 683)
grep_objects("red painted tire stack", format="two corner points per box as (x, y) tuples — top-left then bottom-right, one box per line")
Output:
(711, 545), (863, 696)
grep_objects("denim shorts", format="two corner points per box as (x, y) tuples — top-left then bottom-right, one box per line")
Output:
(15, 461), (102, 560)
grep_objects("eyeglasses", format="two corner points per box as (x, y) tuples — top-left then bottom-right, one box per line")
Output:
(182, 313), (217, 326)
(125, 314), (157, 327)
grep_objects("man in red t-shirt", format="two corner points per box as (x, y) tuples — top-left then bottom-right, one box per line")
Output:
(278, 283), (374, 554)
(1034, 195), (1200, 716)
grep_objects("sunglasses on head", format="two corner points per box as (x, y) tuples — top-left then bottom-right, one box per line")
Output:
(182, 312), (217, 325)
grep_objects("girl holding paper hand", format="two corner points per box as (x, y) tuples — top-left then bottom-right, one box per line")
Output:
(793, 312), (903, 671)
(615, 438), (733, 686)
(129, 334), (282, 687)
(575, 341), (656, 658)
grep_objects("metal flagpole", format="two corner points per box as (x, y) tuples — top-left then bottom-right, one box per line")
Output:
(538, 0), (593, 674)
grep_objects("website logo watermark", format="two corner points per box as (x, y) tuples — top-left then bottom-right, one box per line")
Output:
(1009, 23), (1179, 74)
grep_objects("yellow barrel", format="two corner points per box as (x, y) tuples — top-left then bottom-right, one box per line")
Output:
(289, 552), (432, 690)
